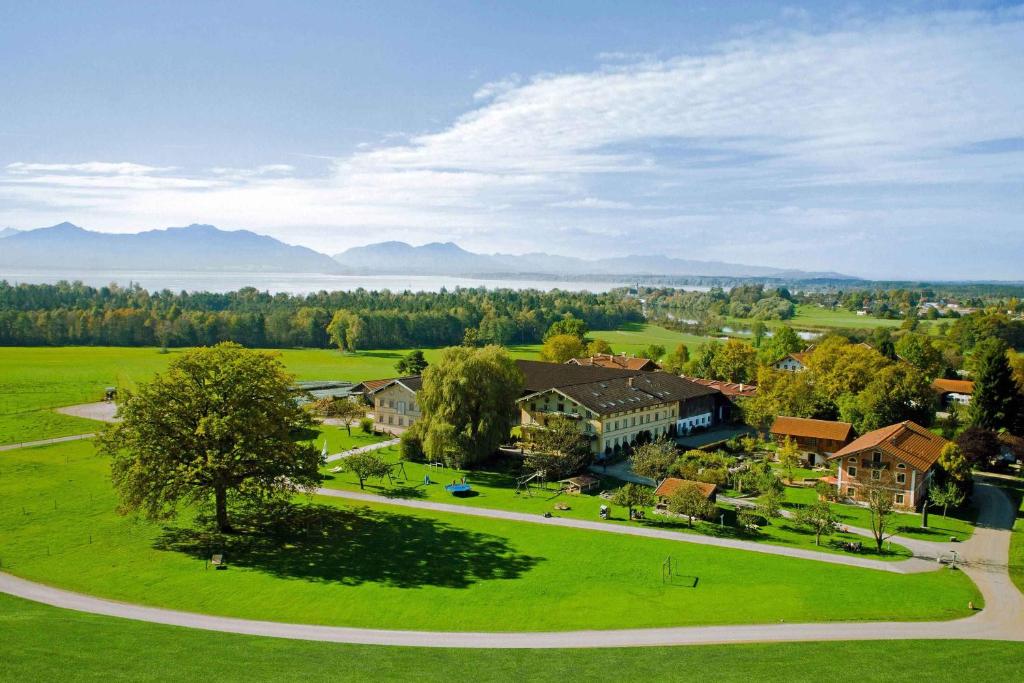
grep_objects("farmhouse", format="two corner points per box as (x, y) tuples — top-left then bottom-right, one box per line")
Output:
(773, 352), (809, 372)
(653, 477), (717, 512)
(684, 376), (757, 422)
(931, 378), (974, 407)
(828, 421), (947, 510)
(364, 376), (422, 431)
(770, 416), (854, 465)
(567, 353), (660, 371)
(516, 360), (721, 456)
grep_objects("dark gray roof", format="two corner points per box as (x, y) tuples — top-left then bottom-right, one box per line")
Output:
(515, 359), (645, 393)
(516, 360), (718, 416)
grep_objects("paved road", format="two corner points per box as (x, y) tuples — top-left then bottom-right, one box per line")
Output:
(325, 439), (399, 464)
(1, 472), (1020, 647)
(0, 433), (97, 452)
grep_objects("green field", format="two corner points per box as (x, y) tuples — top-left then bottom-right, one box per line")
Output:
(0, 345), (541, 445)
(1, 593), (1020, 683)
(789, 305), (913, 330)
(0, 439), (979, 632)
(997, 475), (1024, 594)
(0, 327), (708, 446)
(782, 486), (976, 542)
(320, 443), (910, 560)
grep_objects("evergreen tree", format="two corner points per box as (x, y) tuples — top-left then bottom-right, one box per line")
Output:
(969, 338), (1021, 432)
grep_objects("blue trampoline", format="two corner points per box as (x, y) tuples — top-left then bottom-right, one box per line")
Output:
(445, 483), (472, 495)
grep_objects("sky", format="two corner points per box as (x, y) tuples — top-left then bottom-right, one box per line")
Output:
(0, 1), (1022, 280)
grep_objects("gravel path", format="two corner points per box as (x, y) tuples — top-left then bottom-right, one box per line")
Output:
(325, 438), (399, 463)
(0, 433), (97, 452)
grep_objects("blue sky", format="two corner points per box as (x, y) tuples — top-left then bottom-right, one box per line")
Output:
(1, 1), (1022, 279)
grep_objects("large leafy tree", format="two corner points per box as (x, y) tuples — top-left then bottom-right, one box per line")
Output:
(544, 315), (588, 341)
(710, 339), (757, 384)
(969, 338), (1021, 432)
(540, 333), (586, 363)
(667, 483), (716, 527)
(611, 483), (655, 519)
(794, 499), (838, 546)
(629, 438), (678, 483)
(839, 363), (935, 432)
(326, 309), (362, 352)
(418, 345), (524, 466)
(98, 343), (322, 533)
(521, 413), (591, 479)
(395, 349), (429, 375)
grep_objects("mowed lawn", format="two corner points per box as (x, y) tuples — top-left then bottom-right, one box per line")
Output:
(0, 345), (540, 445)
(319, 443), (912, 560)
(2, 594), (1023, 683)
(0, 440), (979, 632)
(782, 486), (976, 542)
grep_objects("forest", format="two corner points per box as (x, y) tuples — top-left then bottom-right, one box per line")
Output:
(0, 281), (642, 348)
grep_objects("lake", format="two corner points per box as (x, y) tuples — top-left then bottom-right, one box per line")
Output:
(0, 269), (709, 295)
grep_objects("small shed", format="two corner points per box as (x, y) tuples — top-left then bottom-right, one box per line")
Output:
(560, 474), (600, 494)
(653, 477), (717, 511)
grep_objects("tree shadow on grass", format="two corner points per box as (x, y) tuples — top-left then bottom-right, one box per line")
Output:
(154, 501), (541, 589)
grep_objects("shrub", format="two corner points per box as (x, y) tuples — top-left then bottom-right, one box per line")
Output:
(359, 417), (375, 434)
(399, 427), (425, 462)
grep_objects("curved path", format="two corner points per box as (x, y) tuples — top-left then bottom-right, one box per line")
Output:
(1, 480), (1021, 647)
(314, 487), (938, 573)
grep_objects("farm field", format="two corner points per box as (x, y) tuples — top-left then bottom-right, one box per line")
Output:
(0, 439), (979, 632)
(319, 442), (911, 560)
(789, 305), (912, 330)
(2, 593), (1022, 683)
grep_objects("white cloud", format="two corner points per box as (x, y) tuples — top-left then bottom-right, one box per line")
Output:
(1, 9), (1023, 278)
(5, 161), (176, 175)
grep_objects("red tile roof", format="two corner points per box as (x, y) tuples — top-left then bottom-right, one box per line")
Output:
(568, 353), (660, 371)
(654, 477), (717, 499)
(684, 376), (758, 398)
(770, 416), (853, 442)
(829, 421), (948, 472)
(931, 378), (975, 395)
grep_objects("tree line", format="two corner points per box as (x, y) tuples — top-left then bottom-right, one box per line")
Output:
(0, 281), (641, 349)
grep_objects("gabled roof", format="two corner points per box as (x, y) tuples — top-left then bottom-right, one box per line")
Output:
(931, 378), (975, 395)
(515, 359), (643, 394)
(770, 416), (853, 442)
(684, 376), (758, 398)
(568, 353), (660, 371)
(829, 421), (948, 472)
(354, 378), (394, 394)
(654, 477), (716, 499)
(363, 376), (422, 395)
(775, 352), (809, 366)
(520, 371), (718, 416)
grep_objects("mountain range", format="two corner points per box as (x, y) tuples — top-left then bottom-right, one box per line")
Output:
(0, 223), (856, 280)
(332, 240), (854, 280)
(0, 223), (340, 273)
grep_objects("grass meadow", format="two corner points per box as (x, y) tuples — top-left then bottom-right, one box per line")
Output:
(0, 439), (980, 631)
(1, 592), (1020, 682)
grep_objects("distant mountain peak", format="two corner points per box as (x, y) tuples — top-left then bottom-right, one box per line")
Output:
(332, 240), (857, 280)
(1, 223), (343, 274)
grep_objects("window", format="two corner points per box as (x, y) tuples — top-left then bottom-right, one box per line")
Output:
(897, 463), (906, 469)
(895, 493), (905, 505)
(631, 417), (636, 427)
(388, 399), (395, 409)
(896, 473), (906, 484)
(557, 403), (564, 412)
(388, 416), (394, 425)
(398, 417), (404, 426)
(655, 412), (660, 421)
(848, 457), (856, 462)
(847, 466), (857, 476)
(530, 403), (536, 412)
(847, 487), (856, 496)
(871, 470), (881, 480)
(872, 451), (882, 464)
